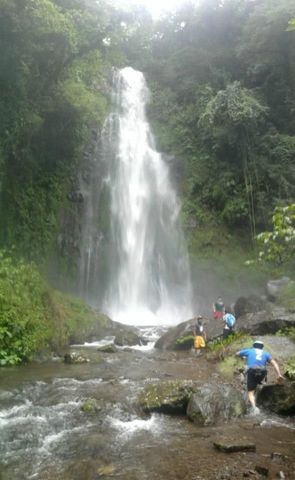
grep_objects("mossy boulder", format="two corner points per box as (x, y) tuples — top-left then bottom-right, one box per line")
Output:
(80, 398), (102, 414)
(138, 380), (196, 413)
(97, 344), (117, 353)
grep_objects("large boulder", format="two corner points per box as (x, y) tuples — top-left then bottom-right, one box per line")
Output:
(234, 295), (268, 319)
(154, 317), (222, 350)
(236, 306), (295, 335)
(138, 380), (195, 413)
(267, 277), (291, 301)
(186, 383), (246, 425)
(257, 381), (295, 415)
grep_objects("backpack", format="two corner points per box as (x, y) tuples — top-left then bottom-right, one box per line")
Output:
(225, 313), (235, 328)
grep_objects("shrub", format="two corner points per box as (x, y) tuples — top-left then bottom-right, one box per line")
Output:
(0, 250), (50, 365)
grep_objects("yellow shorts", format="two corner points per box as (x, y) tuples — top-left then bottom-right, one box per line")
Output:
(194, 336), (205, 349)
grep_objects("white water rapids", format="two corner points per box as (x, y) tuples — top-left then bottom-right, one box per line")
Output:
(103, 67), (192, 325)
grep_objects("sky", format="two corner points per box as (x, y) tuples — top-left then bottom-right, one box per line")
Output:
(112, 0), (188, 18)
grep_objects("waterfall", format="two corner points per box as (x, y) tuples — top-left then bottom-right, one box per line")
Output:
(102, 67), (192, 325)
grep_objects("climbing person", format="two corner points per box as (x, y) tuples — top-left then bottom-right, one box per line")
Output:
(236, 340), (284, 414)
(212, 297), (225, 320)
(193, 316), (206, 356)
(222, 312), (236, 339)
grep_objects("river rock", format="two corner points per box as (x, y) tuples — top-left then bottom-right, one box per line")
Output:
(186, 383), (246, 425)
(154, 320), (195, 350)
(235, 306), (295, 335)
(257, 381), (295, 415)
(154, 317), (221, 350)
(97, 344), (117, 353)
(213, 438), (256, 453)
(114, 328), (145, 346)
(138, 380), (195, 413)
(64, 352), (90, 364)
(267, 277), (291, 301)
(234, 295), (268, 319)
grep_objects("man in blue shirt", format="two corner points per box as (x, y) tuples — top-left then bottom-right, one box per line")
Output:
(236, 340), (284, 414)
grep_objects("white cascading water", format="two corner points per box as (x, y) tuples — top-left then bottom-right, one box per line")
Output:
(103, 67), (192, 325)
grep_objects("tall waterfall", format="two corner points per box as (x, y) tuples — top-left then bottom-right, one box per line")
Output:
(102, 67), (192, 325)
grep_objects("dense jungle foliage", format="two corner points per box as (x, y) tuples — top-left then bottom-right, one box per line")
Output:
(0, 0), (294, 363)
(0, 0), (294, 262)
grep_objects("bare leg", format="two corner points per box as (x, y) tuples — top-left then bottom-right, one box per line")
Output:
(248, 390), (256, 409)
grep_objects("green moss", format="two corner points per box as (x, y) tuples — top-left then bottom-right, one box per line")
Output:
(175, 335), (194, 349)
(46, 289), (110, 350)
(80, 398), (101, 414)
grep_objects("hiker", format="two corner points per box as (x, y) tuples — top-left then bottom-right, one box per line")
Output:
(236, 340), (284, 414)
(222, 312), (235, 339)
(212, 297), (225, 320)
(193, 316), (206, 355)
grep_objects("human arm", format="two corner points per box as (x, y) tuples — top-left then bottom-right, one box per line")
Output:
(269, 358), (284, 380)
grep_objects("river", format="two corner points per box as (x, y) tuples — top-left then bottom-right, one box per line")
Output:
(1, 330), (294, 480)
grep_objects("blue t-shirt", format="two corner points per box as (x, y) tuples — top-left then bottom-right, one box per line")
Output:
(238, 348), (272, 368)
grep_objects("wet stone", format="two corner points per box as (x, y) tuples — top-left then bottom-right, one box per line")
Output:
(213, 438), (256, 453)
(255, 464), (269, 476)
(97, 344), (117, 353)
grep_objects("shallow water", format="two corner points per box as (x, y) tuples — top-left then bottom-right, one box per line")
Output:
(1, 334), (295, 480)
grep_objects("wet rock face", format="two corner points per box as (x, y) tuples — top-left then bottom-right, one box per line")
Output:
(154, 320), (195, 350)
(138, 380), (246, 424)
(257, 381), (295, 415)
(236, 307), (295, 336)
(138, 380), (196, 414)
(154, 318), (221, 350)
(114, 329), (144, 347)
(186, 383), (246, 426)
(234, 295), (268, 319)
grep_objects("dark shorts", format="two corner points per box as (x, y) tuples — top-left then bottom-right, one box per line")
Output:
(247, 368), (267, 391)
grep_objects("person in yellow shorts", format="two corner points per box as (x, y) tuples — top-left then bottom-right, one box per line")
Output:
(193, 316), (206, 355)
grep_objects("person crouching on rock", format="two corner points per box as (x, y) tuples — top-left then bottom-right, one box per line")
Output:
(222, 312), (236, 339)
(236, 340), (284, 415)
(193, 316), (206, 356)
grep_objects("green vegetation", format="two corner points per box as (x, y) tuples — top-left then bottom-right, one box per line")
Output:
(257, 204), (295, 266)
(145, 0), (295, 250)
(0, 250), (111, 365)
(283, 355), (295, 380)
(0, 250), (50, 365)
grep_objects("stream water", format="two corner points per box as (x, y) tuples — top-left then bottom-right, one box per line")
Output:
(1, 330), (295, 480)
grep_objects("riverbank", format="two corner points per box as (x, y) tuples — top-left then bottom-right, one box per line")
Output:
(1, 333), (294, 480)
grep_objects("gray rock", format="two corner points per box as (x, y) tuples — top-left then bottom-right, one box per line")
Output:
(213, 439), (256, 453)
(234, 295), (268, 319)
(267, 277), (291, 301)
(97, 344), (117, 353)
(236, 306), (295, 335)
(64, 352), (90, 364)
(155, 317), (221, 350)
(257, 381), (295, 415)
(187, 383), (246, 425)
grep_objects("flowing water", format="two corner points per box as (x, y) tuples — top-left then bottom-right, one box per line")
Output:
(79, 67), (192, 325)
(1, 334), (295, 480)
